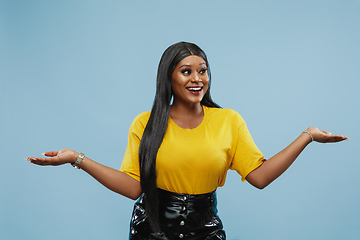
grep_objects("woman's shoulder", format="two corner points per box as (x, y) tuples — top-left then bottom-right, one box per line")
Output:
(134, 111), (151, 121)
(204, 106), (246, 128)
(129, 111), (151, 131)
(205, 106), (244, 120)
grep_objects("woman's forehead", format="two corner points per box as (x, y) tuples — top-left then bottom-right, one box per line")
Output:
(176, 55), (206, 68)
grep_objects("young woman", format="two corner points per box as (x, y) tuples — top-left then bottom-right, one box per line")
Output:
(27, 42), (348, 239)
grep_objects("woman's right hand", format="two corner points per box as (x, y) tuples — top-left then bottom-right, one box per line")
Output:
(27, 149), (142, 199)
(27, 149), (78, 166)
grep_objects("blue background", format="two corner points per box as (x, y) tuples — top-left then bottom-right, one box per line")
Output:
(1, 1), (359, 239)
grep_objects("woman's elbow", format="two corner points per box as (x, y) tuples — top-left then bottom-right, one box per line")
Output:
(128, 188), (142, 200)
(249, 181), (269, 190)
(246, 171), (271, 190)
(115, 177), (142, 200)
(129, 194), (141, 201)
(127, 183), (143, 200)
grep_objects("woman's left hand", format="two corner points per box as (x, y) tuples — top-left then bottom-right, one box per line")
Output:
(306, 127), (348, 143)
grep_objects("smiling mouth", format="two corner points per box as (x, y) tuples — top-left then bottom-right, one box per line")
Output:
(186, 87), (203, 92)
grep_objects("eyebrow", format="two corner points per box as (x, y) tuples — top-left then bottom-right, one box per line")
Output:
(178, 62), (206, 69)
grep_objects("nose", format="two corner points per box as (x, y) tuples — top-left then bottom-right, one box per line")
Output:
(191, 73), (202, 83)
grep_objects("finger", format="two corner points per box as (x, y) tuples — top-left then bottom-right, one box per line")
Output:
(321, 130), (332, 135)
(42, 151), (59, 157)
(327, 135), (348, 142)
(329, 134), (348, 139)
(25, 157), (36, 162)
(27, 156), (59, 165)
(26, 157), (42, 165)
(27, 158), (45, 165)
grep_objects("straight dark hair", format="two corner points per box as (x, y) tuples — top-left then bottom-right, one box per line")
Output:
(138, 42), (221, 232)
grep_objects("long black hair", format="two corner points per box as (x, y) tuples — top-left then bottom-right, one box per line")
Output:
(138, 42), (221, 232)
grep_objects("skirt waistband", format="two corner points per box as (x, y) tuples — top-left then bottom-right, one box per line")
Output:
(158, 188), (217, 209)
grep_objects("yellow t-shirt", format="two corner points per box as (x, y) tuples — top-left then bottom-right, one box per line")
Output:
(120, 106), (264, 194)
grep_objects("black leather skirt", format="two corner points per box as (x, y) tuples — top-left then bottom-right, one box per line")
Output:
(129, 189), (226, 240)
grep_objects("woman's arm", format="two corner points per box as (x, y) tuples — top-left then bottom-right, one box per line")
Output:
(27, 149), (142, 200)
(245, 127), (348, 189)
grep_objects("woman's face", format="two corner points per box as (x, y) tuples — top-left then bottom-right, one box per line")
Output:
(171, 55), (209, 105)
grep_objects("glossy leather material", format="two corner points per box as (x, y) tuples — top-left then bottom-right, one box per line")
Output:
(130, 189), (226, 240)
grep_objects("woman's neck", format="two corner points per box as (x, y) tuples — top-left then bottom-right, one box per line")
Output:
(170, 102), (204, 129)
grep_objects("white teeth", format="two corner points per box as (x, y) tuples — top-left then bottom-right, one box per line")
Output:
(187, 87), (202, 91)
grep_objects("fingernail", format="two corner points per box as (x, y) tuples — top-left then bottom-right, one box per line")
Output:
(25, 157), (36, 162)
(41, 153), (45, 156)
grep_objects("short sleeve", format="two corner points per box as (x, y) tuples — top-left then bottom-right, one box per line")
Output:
(229, 117), (264, 182)
(119, 112), (150, 182)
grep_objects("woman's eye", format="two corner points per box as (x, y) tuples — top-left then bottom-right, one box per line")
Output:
(199, 68), (207, 74)
(181, 69), (191, 75)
